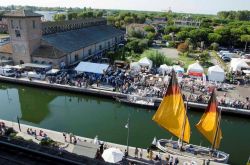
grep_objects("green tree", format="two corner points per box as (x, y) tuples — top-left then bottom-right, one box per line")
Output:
(144, 25), (155, 33)
(241, 35), (250, 52)
(146, 32), (156, 41)
(208, 33), (222, 43)
(176, 31), (189, 41)
(68, 12), (77, 20)
(53, 14), (66, 21)
(162, 35), (171, 41)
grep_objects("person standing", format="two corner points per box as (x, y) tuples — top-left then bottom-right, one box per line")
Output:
(139, 148), (143, 159)
(134, 147), (139, 158)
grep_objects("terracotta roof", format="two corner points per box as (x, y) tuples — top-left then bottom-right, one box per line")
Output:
(31, 45), (66, 59)
(0, 43), (13, 54)
(4, 10), (42, 18)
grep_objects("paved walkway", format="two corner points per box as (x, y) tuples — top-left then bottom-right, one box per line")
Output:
(0, 119), (227, 165)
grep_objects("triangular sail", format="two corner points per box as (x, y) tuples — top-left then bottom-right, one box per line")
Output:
(196, 90), (222, 149)
(152, 70), (190, 143)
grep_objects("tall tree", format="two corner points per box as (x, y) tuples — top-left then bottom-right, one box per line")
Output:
(241, 35), (250, 52)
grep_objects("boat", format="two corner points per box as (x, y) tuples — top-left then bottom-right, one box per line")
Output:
(115, 95), (158, 109)
(152, 70), (230, 163)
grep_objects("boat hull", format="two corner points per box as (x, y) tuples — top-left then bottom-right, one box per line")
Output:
(156, 139), (229, 163)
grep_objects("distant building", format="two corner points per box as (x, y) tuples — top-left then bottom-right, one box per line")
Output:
(0, 10), (125, 68)
(174, 16), (201, 27)
(0, 19), (8, 33)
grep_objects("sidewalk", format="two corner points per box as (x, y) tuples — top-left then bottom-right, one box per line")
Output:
(0, 119), (227, 165)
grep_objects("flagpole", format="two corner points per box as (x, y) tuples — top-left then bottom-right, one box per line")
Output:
(211, 107), (222, 152)
(126, 115), (130, 155)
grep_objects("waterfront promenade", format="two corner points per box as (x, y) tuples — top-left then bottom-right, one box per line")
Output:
(0, 119), (227, 165)
(0, 75), (249, 117)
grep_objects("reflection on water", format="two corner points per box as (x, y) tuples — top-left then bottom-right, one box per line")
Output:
(0, 83), (249, 164)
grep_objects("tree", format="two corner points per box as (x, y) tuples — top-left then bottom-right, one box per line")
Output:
(162, 35), (171, 41)
(142, 50), (173, 67)
(176, 31), (189, 41)
(208, 33), (222, 43)
(68, 12), (78, 20)
(241, 35), (250, 52)
(210, 42), (219, 51)
(124, 16), (134, 24)
(146, 32), (156, 41)
(144, 25), (155, 33)
(53, 14), (66, 21)
(177, 43), (189, 53)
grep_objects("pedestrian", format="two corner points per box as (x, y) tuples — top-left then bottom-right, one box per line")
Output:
(169, 156), (173, 165)
(139, 148), (143, 159)
(134, 147), (138, 158)
(34, 130), (37, 139)
(174, 157), (179, 165)
(63, 132), (67, 142)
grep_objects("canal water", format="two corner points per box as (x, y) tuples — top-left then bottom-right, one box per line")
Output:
(0, 82), (249, 164)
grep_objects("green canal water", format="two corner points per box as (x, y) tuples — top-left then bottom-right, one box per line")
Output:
(0, 82), (249, 164)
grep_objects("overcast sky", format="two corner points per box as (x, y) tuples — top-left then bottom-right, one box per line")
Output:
(0, 0), (249, 14)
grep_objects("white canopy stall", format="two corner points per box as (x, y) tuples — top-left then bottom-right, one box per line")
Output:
(208, 65), (225, 82)
(158, 64), (172, 75)
(187, 62), (204, 77)
(75, 62), (109, 74)
(230, 58), (250, 72)
(138, 57), (153, 69)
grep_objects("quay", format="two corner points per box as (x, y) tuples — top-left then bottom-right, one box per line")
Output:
(0, 119), (227, 165)
(0, 75), (250, 117)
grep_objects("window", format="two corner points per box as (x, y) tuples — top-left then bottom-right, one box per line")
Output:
(88, 49), (92, 56)
(32, 20), (36, 29)
(15, 30), (21, 37)
(99, 45), (102, 51)
(11, 20), (14, 29)
(75, 54), (79, 61)
(19, 20), (22, 29)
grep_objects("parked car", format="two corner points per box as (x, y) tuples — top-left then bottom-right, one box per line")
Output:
(222, 56), (231, 62)
(0, 67), (15, 77)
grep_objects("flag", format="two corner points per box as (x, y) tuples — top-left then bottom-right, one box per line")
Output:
(196, 90), (222, 149)
(153, 69), (190, 143)
(125, 123), (128, 129)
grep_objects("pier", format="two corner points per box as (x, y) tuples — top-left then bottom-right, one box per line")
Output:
(0, 75), (249, 117)
(0, 119), (227, 165)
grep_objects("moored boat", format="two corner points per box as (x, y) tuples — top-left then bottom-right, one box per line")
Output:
(152, 70), (230, 163)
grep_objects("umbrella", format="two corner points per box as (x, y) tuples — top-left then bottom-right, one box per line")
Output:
(102, 148), (124, 163)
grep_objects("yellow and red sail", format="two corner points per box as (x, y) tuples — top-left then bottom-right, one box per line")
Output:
(153, 70), (190, 143)
(196, 90), (222, 149)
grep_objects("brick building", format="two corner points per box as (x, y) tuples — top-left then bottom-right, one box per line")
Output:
(0, 10), (125, 68)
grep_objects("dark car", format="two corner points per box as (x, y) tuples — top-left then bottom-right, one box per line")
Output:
(222, 56), (231, 62)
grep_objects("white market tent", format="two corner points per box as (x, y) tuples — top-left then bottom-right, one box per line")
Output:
(130, 62), (141, 71)
(159, 64), (172, 74)
(172, 65), (184, 73)
(138, 57), (153, 68)
(75, 62), (109, 74)
(230, 58), (250, 72)
(187, 62), (204, 77)
(208, 65), (225, 82)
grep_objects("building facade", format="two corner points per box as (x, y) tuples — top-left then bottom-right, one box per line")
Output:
(0, 10), (125, 68)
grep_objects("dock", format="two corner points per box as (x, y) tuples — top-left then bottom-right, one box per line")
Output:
(0, 119), (227, 165)
(0, 75), (250, 117)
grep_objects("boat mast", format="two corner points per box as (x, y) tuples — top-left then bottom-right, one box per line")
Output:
(211, 107), (222, 152)
(180, 99), (189, 150)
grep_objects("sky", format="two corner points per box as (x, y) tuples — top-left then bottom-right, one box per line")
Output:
(0, 0), (249, 14)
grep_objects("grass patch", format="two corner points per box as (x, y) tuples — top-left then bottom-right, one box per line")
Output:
(177, 55), (196, 70)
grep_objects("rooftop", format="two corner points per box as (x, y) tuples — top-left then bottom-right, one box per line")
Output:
(32, 45), (66, 59)
(4, 10), (42, 18)
(42, 25), (125, 53)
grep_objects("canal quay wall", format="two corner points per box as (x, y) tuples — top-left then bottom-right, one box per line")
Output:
(0, 75), (250, 117)
(0, 119), (227, 165)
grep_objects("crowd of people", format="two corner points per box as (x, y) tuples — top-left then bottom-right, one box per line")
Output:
(2, 60), (250, 111)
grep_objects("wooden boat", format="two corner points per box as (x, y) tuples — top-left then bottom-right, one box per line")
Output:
(152, 70), (230, 163)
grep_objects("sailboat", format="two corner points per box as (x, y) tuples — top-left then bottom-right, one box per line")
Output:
(152, 70), (229, 163)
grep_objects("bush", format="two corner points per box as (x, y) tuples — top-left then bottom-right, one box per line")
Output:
(5, 127), (16, 136)
(167, 41), (177, 48)
(40, 138), (55, 146)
